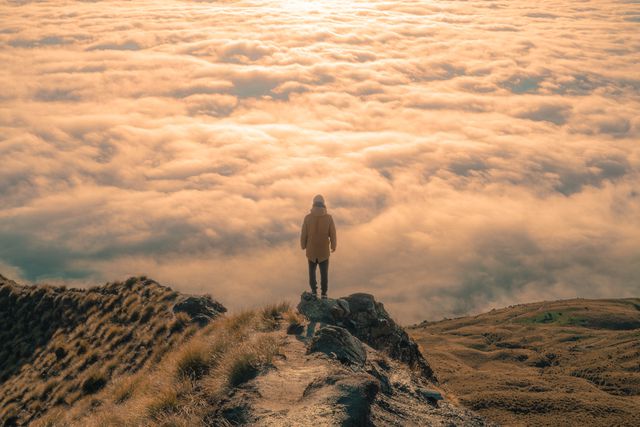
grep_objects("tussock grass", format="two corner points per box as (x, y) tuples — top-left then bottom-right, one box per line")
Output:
(0, 276), (205, 426)
(145, 383), (180, 419)
(175, 338), (210, 380)
(226, 335), (280, 387)
(260, 301), (291, 331)
(37, 303), (291, 426)
(284, 309), (305, 327)
(170, 311), (192, 334)
(112, 374), (142, 404)
(203, 333), (281, 399)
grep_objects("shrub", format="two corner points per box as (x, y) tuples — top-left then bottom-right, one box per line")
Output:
(146, 385), (178, 419)
(175, 339), (210, 380)
(261, 301), (290, 319)
(154, 324), (167, 337)
(224, 310), (256, 334)
(260, 302), (290, 330)
(284, 309), (305, 334)
(214, 334), (281, 391)
(39, 305), (285, 426)
(227, 351), (260, 387)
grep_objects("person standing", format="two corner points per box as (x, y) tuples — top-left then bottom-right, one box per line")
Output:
(300, 194), (337, 298)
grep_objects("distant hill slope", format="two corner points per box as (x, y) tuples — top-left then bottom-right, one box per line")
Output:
(0, 274), (225, 426)
(409, 298), (640, 426)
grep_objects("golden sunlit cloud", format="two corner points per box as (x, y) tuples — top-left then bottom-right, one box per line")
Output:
(0, 0), (638, 323)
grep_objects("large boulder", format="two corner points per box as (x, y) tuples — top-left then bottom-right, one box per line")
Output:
(173, 295), (226, 325)
(297, 291), (350, 323)
(298, 292), (434, 379)
(342, 293), (432, 377)
(308, 325), (367, 367)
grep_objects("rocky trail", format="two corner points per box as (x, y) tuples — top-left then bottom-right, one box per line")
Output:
(214, 292), (489, 426)
(0, 274), (490, 426)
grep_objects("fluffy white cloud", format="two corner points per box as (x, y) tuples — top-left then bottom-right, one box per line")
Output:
(1, 0), (639, 323)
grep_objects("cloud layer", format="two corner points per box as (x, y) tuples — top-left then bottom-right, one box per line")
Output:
(1, 0), (639, 323)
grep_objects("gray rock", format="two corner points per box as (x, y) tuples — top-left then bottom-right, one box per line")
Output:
(173, 295), (226, 325)
(309, 325), (367, 367)
(297, 291), (350, 323)
(366, 360), (392, 395)
(297, 292), (435, 379)
(303, 371), (380, 427)
(342, 293), (433, 379)
(336, 375), (380, 426)
(420, 389), (444, 403)
(286, 322), (304, 335)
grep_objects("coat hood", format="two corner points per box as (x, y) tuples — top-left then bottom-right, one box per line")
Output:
(310, 206), (327, 216)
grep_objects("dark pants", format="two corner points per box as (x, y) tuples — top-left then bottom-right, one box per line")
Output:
(308, 258), (329, 295)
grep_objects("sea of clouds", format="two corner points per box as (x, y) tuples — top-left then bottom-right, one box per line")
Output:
(1, 0), (639, 323)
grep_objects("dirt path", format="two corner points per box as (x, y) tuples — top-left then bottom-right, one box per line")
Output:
(250, 333), (339, 425)
(231, 327), (489, 426)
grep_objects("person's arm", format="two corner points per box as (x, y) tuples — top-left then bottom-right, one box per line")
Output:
(329, 216), (337, 252)
(300, 217), (308, 250)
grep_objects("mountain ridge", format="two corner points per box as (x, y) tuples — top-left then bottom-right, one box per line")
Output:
(0, 274), (226, 426)
(0, 274), (487, 426)
(2, 273), (638, 426)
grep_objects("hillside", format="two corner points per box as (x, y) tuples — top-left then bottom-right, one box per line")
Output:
(0, 274), (226, 426)
(7, 273), (637, 426)
(0, 275), (486, 426)
(408, 298), (640, 426)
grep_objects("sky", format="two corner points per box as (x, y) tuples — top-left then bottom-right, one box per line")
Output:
(1, 0), (639, 323)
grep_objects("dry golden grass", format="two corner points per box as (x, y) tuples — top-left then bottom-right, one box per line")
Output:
(175, 338), (211, 380)
(112, 373), (143, 404)
(31, 302), (292, 426)
(284, 307), (305, 327)
(409, 298), (640, 426)
(203, 333), (281, 399)
(0, 275), (209, 426)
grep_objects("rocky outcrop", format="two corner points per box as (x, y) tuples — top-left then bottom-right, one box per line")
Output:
(173, 295), (227, 325)
(303, 370), (380, 426)
(297, 292), (434, 379)
(297, 292), (351, 323)
(308, 325), (367, 367)
(221, 322), (487, 426)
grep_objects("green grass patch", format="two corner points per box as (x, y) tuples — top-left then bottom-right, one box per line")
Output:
(515, 309), (586, 326)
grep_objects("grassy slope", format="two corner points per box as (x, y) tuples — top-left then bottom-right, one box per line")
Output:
(0, 275), (210, 425)
(36, 303), (291, 426)
(409, 298), (640, 426)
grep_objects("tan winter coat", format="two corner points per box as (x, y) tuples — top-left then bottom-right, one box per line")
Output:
(300, 206), (337, 262)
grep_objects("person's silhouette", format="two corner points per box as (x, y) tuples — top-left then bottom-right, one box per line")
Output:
(300, 194), (337, 298)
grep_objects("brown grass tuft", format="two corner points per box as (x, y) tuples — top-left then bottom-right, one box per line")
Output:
(175, 338), (210, 380)
(146, 384), (180, 419)
(112, 374), (143, 404)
